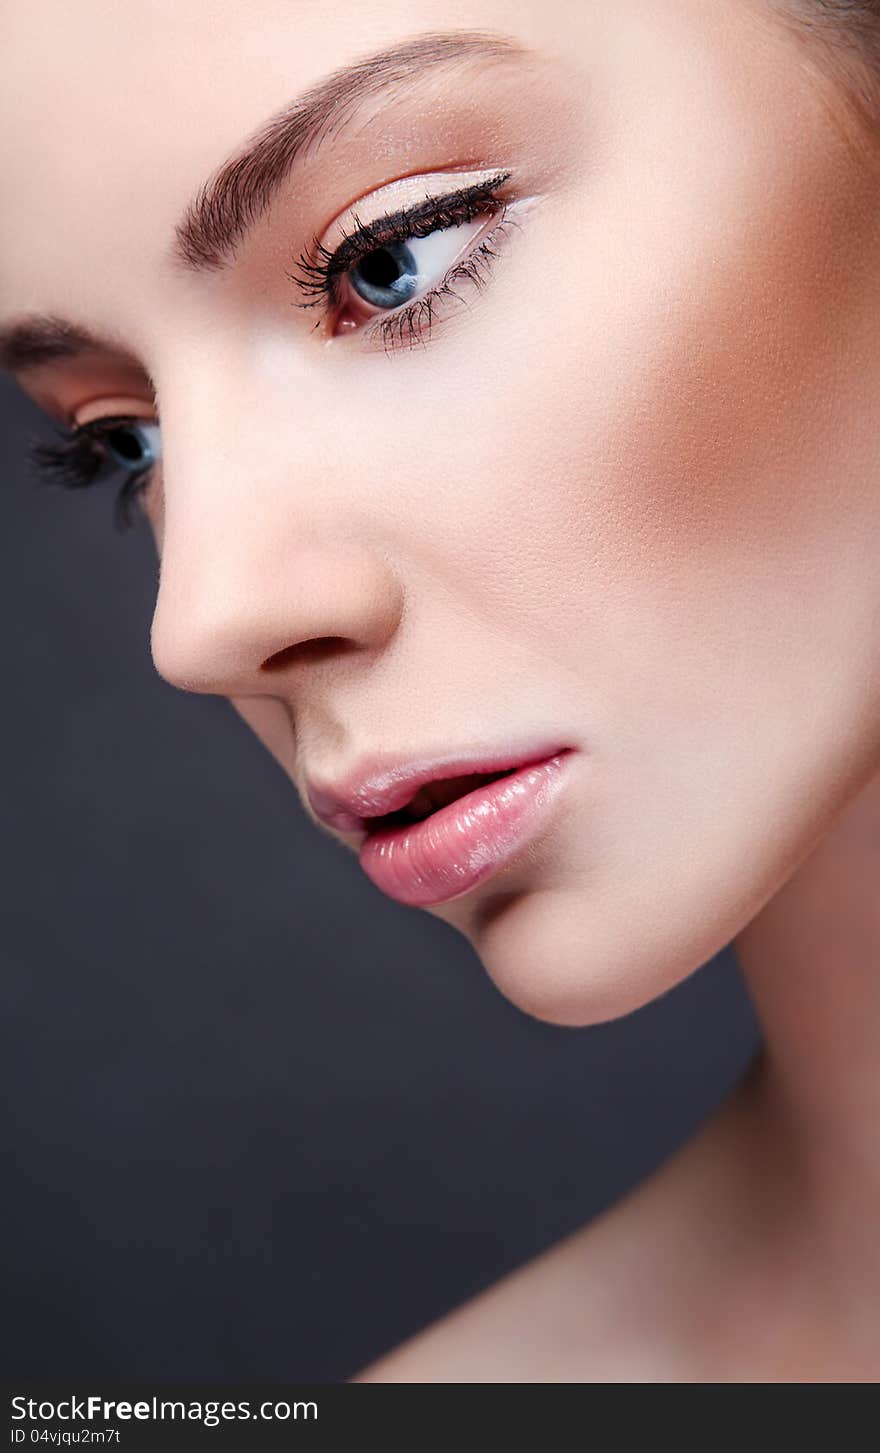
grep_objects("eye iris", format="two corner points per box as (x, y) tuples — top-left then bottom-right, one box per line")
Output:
(351, 241), (421, 309)
(103, 423), (157, 471)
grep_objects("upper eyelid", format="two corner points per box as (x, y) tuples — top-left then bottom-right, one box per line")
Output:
(316, 167), (514, 248)
(340, 172), (510, 252)
(288, 171), (514, 307)
(71, 413), (156, 441)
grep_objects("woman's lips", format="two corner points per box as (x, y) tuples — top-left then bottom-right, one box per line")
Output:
(357, 751), (573, 907)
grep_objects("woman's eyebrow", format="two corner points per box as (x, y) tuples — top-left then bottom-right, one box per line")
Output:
(171, 28), (527, 274)
(0, 28), (528, 377)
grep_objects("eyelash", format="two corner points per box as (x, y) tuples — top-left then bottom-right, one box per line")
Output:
(24, 417), (155, 532)
(287, 170), (517, 350)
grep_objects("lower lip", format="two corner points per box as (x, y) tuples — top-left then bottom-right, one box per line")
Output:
(358, 751), (573, 907)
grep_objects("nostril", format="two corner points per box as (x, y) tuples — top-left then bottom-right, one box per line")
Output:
(260, 636), (356, 673)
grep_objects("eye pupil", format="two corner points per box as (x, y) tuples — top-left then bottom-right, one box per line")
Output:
(360, 248), (401, 288)
(106, 427), (143, 465)
(351, 241), (420, 308)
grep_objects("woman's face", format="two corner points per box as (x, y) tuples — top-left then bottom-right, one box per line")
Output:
(4, 0), (880, 1024)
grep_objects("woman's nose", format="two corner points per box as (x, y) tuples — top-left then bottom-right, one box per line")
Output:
(150, 518), (405, 697)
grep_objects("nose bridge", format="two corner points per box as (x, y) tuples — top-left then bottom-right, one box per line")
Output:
(149, 387), (404, 695)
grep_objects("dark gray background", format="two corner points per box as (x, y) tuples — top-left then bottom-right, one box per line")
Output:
(0, 373), (759, 1381)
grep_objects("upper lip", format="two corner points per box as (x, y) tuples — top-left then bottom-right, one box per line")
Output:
(305, 742), (572, 836)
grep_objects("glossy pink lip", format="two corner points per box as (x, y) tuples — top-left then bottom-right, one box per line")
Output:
(305, 747), (575, 908)
(306, 742), (572, 836)
(359, 752), (573, 906)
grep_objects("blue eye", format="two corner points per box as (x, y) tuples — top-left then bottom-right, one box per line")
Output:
(346, 220), (487, 313)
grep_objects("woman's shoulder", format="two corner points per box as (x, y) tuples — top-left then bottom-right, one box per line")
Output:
(350, 1174), (691, 1383)
(351, 1085), (759, 1383)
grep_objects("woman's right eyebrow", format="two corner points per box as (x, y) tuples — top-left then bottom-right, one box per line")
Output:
(0, 28), (531, 379)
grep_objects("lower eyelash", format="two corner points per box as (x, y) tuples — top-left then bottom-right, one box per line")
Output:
(369, 211), (518, 353)
(25, 427), (154, 532)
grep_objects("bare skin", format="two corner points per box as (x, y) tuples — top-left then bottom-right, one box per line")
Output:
(359, 771), (880, 1380)
(3, 0), (880, 1381)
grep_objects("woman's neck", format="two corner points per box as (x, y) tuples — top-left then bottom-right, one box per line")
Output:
(732, 763), (880, 1303)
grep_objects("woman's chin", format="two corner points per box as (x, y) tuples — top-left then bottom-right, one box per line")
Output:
(436, 879), (736, 1028)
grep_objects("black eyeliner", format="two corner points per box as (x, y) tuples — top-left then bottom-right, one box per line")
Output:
(289, 170), (513, 310)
